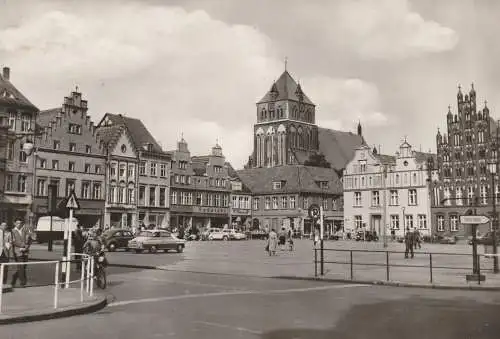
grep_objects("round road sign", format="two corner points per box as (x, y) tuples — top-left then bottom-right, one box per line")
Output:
(308, 204), (321, 219)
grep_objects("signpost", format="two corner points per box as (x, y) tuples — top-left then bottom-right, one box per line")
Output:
(460, 215), (490, 225)
(461, 203), (486, 283)
(63, 191), (80, 289)
(308, 204), (324, 276)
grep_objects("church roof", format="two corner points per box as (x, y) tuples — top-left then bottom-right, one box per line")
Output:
(258, 71), (314, 105)
(0, 69), (38, 111)
(317, 128), (365, 170)
(237, 165), (343, 195)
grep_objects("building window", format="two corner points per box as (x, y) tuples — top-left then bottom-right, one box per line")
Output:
(17, 175), (26, 192)
(253, 198), (260, 210)
(84, 163), (91, 173)
(272, 197), (278, 209)
(118, 186), (126, 204)
(52, 160), (59, 170)
(290, 196), (296, 209)
(109, 185), (116, 203)
(303, 197), (309, 209)
(5, 174), (13, 191)
(467, 186), (474, 206)
(126, 164), (133, 178)
(69, 143), (76, 152)
(53, 140), (60, 150)
(21, 114), (30, 132)
(418, 214), (427, 229)
(68, 162), (75, 172)
(443, 187), (451, 206)
(86, 145), (91, 154)
(265, 197), (271, 210)
(322, 199), (328, 210)
(320, 181), (329, 189)
(215, 194), (221, 207)
(19, 146), (27, 163)
(150, 163), (157, 176)
(68, 123), (82, 135)
(65, 179), (75, 196)
(354, 192), (362, 206)
(8, 112), (15, 130)
(110, 163), (117, 177)
(39, 159), (47, 169)
(160, 164), (167, 177)
(37, 179), (46, 196)
(179, 161), (187, 169)
(437, 215), (445, 231)
(50, 180), (60, 197)
(6, 141), (13, 160)
(480, 185), (488, 205)
(354, 215), (363, 229)
(119, 164), (126, 178)
(196, 193), (203, 206)
(95, 165), (102, 174)
(159, 187), (166, 207)
(371, 191), (380, 207)
(390, 215), (400, 230)
(455, 187), (463, 206)
(281, 196), (288, 209)
(93, 183), (102, 199)
(127, 186), (135, 204)
(223, 194), (229, 207)
(450, 215), (458, 232)
(139, 161), (146, 176)
(81, 182), (90, 199)
(390, 190), (399, 205)
(139, 186), (146, 206)
(408, 189), (417, 205)
(171, 191), (177, 205)
(405, 215), (414, 229)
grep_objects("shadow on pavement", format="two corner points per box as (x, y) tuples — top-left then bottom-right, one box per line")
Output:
(261, 297), (500, 339)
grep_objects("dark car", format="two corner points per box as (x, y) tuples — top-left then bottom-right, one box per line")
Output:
(474, 232), (500, 245)
(102, 229), (135, 251)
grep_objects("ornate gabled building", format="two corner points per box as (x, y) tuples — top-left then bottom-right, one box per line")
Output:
(432, 84), (498, 237)
(0, 67), (39, 224)
(35, 89), (106, 227)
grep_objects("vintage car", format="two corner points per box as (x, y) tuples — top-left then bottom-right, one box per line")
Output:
(102, 229), (135, 252)
(208, 229), (247, 241)
(127, 230), (186, 253)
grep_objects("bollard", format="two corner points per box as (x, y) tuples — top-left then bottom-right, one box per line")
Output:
(314, 247), (318, 278)
(429, 253), (433, 283)
(0, 264), (4, 314)
(350, 250), (354, 280)
(54, 262), (60, 309)
(386, 251), (390, 281)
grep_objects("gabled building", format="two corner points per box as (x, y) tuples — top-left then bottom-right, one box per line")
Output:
(97, 113), (171, 229)
(169, 139), (231, 232)
(432, 84), (498, 237)
(0, 67), (39, 225)
(343, 140), (435, 238)
(229, 171), (253, 230)
(34, 89), (106, 227)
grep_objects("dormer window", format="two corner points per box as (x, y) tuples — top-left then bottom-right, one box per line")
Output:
(144, 143), (153, 152)
(318, 181), (329, 189)
(273, 181), (284, 190)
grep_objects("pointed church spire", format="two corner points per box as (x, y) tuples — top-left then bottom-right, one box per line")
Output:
(357, 121), (362, 136)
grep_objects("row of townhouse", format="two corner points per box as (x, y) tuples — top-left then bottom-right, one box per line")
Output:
(0, 67), (234, 230)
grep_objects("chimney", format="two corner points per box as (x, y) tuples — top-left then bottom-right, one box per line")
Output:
(2, 67), (10, 80)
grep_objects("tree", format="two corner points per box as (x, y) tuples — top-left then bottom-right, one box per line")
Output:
(304, 152), (331, 168)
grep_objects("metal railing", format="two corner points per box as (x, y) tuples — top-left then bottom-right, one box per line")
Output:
(313, 248), (491, 285)
(0, 253), (94, 314)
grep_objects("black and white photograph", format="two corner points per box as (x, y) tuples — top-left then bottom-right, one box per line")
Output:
(1, 0), (500, 338)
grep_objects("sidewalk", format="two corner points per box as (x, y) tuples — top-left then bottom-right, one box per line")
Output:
(0, 285), (107, 324)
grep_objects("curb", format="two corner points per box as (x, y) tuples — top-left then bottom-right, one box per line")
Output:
(1, 285), (13, 293)
(0, 295), (108, 325)
(274, 276), (500, 291)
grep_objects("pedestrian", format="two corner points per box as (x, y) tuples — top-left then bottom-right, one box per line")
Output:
(414, 229), (421, 249)
(404, 227), (414, 259)
(11, 219), (31, 288)
(72, 224), (85, 271)
(0, 222), (12, 285)
(267, 229), (278, 256)
(278, 227), (287, 250)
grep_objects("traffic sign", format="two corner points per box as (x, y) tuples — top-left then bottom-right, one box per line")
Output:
(460, 215), (490, 225)
(308, 204), (321, 219)
(65, 191), (80, 210)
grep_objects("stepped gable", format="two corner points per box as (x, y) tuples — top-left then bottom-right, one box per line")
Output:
(317, 127), (365, 170)
(0, 67), (38, 111)
(237, 165), (342, 195)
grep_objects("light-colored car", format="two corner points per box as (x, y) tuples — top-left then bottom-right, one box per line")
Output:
(208, 229), (247, 241)
(227, 229), (247, 240)
(128, 230), (186, 253)
(201, 227), (222, 241)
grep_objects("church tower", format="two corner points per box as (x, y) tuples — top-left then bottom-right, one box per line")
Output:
(253, 69), (319, 168)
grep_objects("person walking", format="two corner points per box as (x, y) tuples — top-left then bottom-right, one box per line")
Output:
(0, 222), (12, 285)
(11, 219), (32, 288)
(404, 227), (414, 259)
(72, 224), (85, 271)
(267, 229), (278, 256)
(414, 229), (422, 249)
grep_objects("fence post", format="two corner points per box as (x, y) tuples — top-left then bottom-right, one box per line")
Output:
(350, 250), (354, 280)
(80, 258), (85, 302)
(54, 261), (60, 309)
(0, 264), (4, 314)
(429, 253), (433, 284)
(90, 257), (94, 297)
(477, 254), (481, 285)
(386, 251), (390, 281)
(314, 247), (318, 278)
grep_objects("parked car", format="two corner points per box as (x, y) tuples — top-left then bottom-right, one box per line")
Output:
(226, 229), (247, 240)
(208, 229), (244, 241)
(102, 229), (135, 251)
(437, 235), (458, 244)
(471, 232), (500, 245)
(201, 228), (222, 241)
(127, 230), (186, 253)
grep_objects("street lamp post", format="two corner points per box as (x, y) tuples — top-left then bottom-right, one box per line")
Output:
(402, 206), (406, 239)
(488, 160), (499, 273)
(382, 165), (388, 248)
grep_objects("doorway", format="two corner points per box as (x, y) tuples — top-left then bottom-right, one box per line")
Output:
(371, 215), (382, 235)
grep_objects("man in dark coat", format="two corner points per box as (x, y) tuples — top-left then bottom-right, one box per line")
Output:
(72, 224), (85, 271)
(404, 227), (414, 259)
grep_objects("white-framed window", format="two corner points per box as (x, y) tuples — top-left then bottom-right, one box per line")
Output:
(68, 162), (75, 172)
(443, 187), (451, 206)
(5, 174), (13, 191)
(150, 163), (157, 176)
(139, 161), (146, 176)
(8, 112), (15, 130)
(127, 187), (135, 204)
(223, 194), (229, 207)
(354, 192), (362, 206)
(160, 164), (167, 177)
(232, 196), (238, 208)
(265, 197), (271, 210)
(84, 163), (91, 173)
(127, 164), (134, 178)
(21, 114), (30, 132)
(323, 199), (328, 210)
(371, 191), (380, 206)
(480, 185), (488, 205)
(450, 215), (458, 232)
(69, 143), (76, 152)
(390, 190), (399, 205)
(196, 193), (203, 206)
(408, 189), (417, 205)
(37, 178), (46, 196)
(273, 181), (282, 190)
(81, 182), (91, 199)
(282, 196), (288, 209)
(272, 197), (278, 209)
(52, 160), (59, 170)
(467, 186), (474, 206)
(390, 215), (400, 230)
(119, 164), (126, 178)
(95, 165), (102, 174)
(93, 183), (102, 199)
(354, 215), (363, 229)
(149, 187), (156, 206)
(437, 215), (445, 231)
(405, 215), (414, 229)
(170, 191), (177, 205)
(456, 187), (463, 206)
(253, 198), (259, 210)
(496, 184), (500, 204)
(303, 197), (309, 209)
(289, 196), (296, 209)
(110, 163), (117, 177)
(6, 141), (13, 160)
(86, 145), (92, 154)
(418, 214), (427, 229)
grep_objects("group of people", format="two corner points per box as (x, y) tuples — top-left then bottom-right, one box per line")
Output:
(266, 227), (294, 256)
(404, 228), (422, 259)
(0, 219), (34, 288)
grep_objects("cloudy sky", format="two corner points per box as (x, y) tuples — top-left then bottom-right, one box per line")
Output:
(0, 0), (497, 167)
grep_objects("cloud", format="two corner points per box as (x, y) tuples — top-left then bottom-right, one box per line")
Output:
(303, 76), (389, 130)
